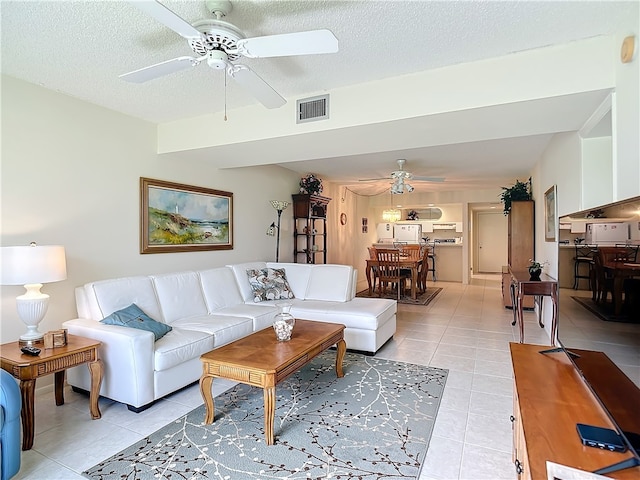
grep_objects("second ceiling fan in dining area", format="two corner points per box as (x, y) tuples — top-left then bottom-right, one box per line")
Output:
(359, 159), (445, 194)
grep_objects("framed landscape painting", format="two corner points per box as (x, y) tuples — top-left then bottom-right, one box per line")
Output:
(544, 185), (557, 242)
(140, 177), (233, 254)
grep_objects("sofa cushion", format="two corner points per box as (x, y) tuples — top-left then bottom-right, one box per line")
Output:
(210, 304), (278, 331)
(90, 276), (163, 322)
(246, 268), (295, 302)
(153, 327), (213, 372)
(170, 315), (254, 348)
(266, 263), (311, 299)
(151, 272), (208, 324)
(228, 262), (268, 302)
(289, 298), (396, 330)
(199, 268), (245, 311)
(305, 264), (354, 302)
(100, 303), (172, 341)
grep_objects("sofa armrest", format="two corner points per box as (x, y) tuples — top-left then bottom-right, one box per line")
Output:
(62, 318), (156, 408)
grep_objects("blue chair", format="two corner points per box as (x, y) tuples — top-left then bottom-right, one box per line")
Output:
(1, 370), (21, 480)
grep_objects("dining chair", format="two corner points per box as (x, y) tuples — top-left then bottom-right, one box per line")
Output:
(573, 244), (597, 290)
(595, 246), (637, 309)
(367, 246), (379, 292)
(399, 244), (421, 292)
(375, 248), (410, 300)
(593, 250), (613, 304)
(417, 246), (430, 294)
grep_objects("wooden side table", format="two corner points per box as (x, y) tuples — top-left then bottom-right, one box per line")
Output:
(0, 334), (103, 450)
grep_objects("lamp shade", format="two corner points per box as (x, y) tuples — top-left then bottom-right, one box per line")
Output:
(1, 245), (67, 285)
(270, 200), (290, 211)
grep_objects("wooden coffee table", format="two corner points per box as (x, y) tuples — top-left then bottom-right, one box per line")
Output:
(199, 319), (346, 445)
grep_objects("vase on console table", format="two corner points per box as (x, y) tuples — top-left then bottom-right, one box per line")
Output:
(528, 268), (542, 281)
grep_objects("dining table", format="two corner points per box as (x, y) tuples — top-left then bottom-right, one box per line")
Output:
(602, 261), (640, 315)
(365, 257), (421, 300)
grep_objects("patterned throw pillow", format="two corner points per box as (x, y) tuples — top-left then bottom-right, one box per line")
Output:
(246, 267), (295, 303)
(100, 303), (172, 341)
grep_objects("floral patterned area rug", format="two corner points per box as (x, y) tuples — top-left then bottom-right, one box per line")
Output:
(356, 286), (442, 306)
(84, 351), (447, 480)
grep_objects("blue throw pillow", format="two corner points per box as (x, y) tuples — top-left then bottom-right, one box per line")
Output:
(100, 303), (171, 341)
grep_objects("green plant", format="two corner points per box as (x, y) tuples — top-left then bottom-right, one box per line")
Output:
(499, 178), (532, 215)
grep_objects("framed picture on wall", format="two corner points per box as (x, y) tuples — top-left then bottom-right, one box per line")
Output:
(140, 177), (233, 254)
(544, 185), (557, 242)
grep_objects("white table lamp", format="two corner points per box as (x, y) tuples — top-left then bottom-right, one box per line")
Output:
(1, 243), (67, 345)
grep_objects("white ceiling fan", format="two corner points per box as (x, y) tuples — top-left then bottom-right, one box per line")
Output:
(359, 159), (445, 194)
(120, 0), (339, 109)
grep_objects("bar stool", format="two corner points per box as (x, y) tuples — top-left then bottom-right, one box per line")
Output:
(573, 244), (597, 290)
(427, 242), (437, 282)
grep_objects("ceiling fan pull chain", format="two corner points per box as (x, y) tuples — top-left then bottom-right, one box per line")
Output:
(224, 71), (228, 121)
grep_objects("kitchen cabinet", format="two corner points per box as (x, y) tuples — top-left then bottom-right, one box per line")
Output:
(292, 194), (331, 264)
(503, 201), (535, 309)
(508, 201), (534, 271)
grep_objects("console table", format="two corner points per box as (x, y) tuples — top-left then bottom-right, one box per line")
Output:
(508, 268), (558, 344)
(511, 343), (640, 480)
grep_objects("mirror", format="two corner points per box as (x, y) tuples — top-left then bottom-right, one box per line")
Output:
(556, 196), (640, 471)
(416, 207), (443, 220)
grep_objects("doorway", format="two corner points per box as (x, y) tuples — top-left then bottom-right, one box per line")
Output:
(476, 211), (508, 273)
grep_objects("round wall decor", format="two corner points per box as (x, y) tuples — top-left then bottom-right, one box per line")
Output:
(340, 213), (347, 225)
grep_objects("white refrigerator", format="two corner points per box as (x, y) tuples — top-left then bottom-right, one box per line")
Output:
(585, 223), (630, 245)
(394, 224), (422, 243)
(376, 223), (395, 242)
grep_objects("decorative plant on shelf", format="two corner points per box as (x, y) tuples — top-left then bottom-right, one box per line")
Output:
(499, 178), (532, 215)
(406, 210), (419, 220)
(299, 174), (323, 195)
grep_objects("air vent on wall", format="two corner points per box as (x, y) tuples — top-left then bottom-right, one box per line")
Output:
(296, 94), (329, 123)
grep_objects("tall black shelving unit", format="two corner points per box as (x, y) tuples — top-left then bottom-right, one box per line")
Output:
(292, 194), (331, 264)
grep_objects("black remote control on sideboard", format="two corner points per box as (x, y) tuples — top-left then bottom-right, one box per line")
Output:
(20, 346), (41, 356)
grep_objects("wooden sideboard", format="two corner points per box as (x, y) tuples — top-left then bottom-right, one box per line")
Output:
(510, 343), (640, 480)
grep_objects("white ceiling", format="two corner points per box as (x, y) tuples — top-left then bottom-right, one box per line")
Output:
(1, 0), (635, 194)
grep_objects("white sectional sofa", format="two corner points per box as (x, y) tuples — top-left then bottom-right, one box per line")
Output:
(63, 262), (396, 411)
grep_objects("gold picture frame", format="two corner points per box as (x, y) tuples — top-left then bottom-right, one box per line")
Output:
(140, 177), (233, 254)
(544, 185), (557, 242)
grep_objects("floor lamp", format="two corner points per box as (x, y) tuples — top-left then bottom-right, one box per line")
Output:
(267, 200), (290, 262)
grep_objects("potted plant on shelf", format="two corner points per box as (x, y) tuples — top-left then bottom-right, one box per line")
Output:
(299, 174), (323, 195)
(499, 178), (532, 215)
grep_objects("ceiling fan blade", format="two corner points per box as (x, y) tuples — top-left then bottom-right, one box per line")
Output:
(412, 176), (446, 182)
(236, 29), (339, 58)
(120, 56), (199, 83)
(358, 177), (389, 182)
(229, 65), (286, 109)
(129, 0), (202, 39)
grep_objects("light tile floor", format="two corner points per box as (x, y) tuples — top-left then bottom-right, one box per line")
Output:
(13, 275), (640, 479)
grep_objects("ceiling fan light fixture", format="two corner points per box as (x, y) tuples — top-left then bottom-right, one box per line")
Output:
(382, 209), (402, 222)
(207, 50), (229, 69)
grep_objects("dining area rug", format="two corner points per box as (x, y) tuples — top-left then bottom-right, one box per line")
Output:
(356, 287), (442, 306)
(83, 351), (447, 480)
(571, 296), (640, 323)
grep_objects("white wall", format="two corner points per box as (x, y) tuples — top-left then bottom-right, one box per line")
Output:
(0, 76), (300, 343)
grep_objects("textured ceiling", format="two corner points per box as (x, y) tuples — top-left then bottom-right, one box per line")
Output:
(1, 0), (636, 194)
